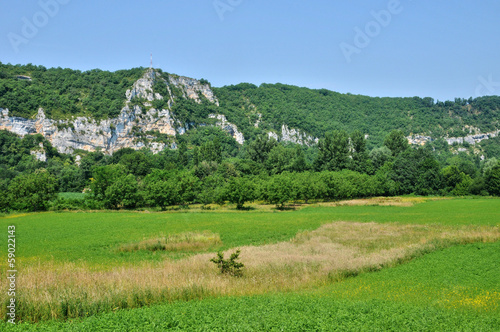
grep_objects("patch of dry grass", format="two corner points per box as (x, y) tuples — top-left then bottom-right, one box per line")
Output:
(117, 231), (221, 252)
(3, 222), (499, 322)
(316, 196), (447, 207)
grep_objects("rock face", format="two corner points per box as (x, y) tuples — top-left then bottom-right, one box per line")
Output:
(407, 131), (499, 146)
(209, 114), (245, 144)
(0, 70), (241, 155)
(268, 124), (318, 146)
(30, 142), (46, 162)
(168, 75), (219, 106)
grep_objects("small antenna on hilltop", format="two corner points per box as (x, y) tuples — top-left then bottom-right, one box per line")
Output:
(150, 53), (153, 70)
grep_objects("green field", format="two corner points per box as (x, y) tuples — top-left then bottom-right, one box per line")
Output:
(1, 198), (499, 330)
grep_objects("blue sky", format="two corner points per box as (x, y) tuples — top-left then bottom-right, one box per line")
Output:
(1, 0), (499, 101)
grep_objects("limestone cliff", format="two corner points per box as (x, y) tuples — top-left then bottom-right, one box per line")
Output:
(407, 130), (500, 146)
(267, 124), (318, 146)
(0, 70), (244, 155)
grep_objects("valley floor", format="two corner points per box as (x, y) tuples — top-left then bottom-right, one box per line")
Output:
(1, 197), (499, 330)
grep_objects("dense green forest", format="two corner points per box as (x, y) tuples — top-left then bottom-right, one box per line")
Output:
(1, 127), (499, 212)
(214, 83), (500, 147)
(0, 63), (499, 212)
(0, 63), (144, 119)
(1, 62), (500, 146)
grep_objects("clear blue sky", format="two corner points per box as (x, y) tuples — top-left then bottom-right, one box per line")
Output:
(1, 0), (499, 101)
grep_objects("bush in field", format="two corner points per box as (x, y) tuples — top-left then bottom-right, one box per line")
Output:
(210, 250), (244, 277)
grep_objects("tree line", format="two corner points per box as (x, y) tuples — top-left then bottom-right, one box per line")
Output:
(1, 128), (499, 213)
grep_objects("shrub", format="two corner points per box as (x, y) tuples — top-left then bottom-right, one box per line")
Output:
(210, 250), (244, 277)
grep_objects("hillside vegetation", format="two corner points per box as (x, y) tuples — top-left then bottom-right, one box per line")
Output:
(0, 63), (500, 213)
(1, 62), (500, 145)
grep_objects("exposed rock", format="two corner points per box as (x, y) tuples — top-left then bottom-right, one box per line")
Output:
(209, 114), (245, 144)
(254, 113), (262, 128)
(407, 130), (499, 146)
(168, 75), (219, 106)
(267, 124), (318, 146)
(0, 70), (222, 155)
(407, 135), (433, 146)
(30, 142), (46, 162)
(126, 70), (163, 103)
(268, 131), (279, 141)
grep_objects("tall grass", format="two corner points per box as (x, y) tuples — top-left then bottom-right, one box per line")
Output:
(2, 221), (498, 322)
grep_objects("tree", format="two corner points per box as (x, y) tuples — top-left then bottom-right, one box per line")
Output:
(210, 250), (244, 277)
(177, 141), (188, 167)
(7, 169), (58, 211)
(90, 164), (126, 201)
(350, 130), (370, 173)
(441, 165), (472, 195)
(58, 165), (85, 192)
(384, 130), (409, 156)
(104, 174), (140, 209)
(485, 165), (500, 196)
(369, 146), (392, 171)
(266, 145), (294, 174)
(119, 151), (152, 177)
(225, 176), (256, 209)
(295, 172), (326, 203)
(415, 158), (443, 195)
(290, 145), (308, 172)
(143, 169), (181, 209)
(315, 130), (350, 171)
(266, 172), (296, 208)
(246, 135), (277, 164)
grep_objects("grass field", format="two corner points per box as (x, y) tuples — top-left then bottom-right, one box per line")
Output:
(1, 197), (499, 330)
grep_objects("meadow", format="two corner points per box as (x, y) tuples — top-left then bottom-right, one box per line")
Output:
(1, 197), (499, 330)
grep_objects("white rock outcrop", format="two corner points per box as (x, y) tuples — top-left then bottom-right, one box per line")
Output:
(267, 124), (318, 146)
(209, 114), (245, 144)
(0, 70), (223, 154)
(407, 130), (499, 146)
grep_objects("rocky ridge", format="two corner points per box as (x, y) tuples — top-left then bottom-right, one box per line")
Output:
(0, 70), (243, 155)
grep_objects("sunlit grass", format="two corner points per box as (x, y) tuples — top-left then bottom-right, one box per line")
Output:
(1, 198), (499, 325)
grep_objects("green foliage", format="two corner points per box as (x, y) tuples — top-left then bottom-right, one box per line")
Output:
(246, 134), (277, 164)
(265, 172), (296, 208)
(216, 83), (500, 148)
(0, 63), (145, 120)
(384, 130), (409, 156)
(103, 174), (140, 209)
(315, 130), (350, 171)
(485, 165), (500, 196)
(119, 151), (152, 177)
(210, 250), (244, 277)
(7, 169), (58, 211)
(90, 164), (126, 201)
(441, 165), (472, 195)
(224, 176), (256, 209)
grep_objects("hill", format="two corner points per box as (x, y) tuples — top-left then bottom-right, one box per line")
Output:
(1, 62), (499, 154)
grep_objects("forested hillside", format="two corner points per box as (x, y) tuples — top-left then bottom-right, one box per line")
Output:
(214, 83), (500, 146)
(1, 62), (500, 147)
(0, 62), (500, 213)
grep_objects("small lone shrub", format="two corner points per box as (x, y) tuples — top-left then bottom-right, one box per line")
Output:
(210, 250), (244, 277)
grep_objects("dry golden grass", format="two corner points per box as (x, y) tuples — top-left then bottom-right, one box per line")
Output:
(117, 231), (221, 252)
(316, 196), (448, 207)
(4, 221), (499, 322)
